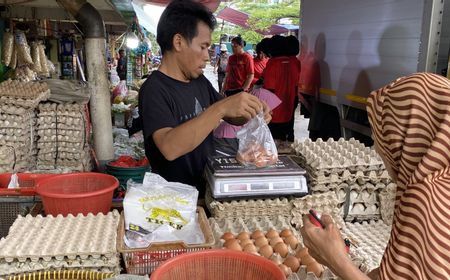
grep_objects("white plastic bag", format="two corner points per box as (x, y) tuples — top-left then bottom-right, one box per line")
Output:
(14, 31), (33, 65)
(236, 112), (278, 167)
(2, 32), (14, 66)
(30, 41), (42, 72)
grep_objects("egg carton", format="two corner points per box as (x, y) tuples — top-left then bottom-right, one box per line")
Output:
(0, 256), (120, 276)
(307, 170), (392, 187)
(0, 80), (49, 99)
(291, 192), (345, 229)
(205, 188), (293, 219)
(0, 211), (120, 263)
(379, 183), (396, 225)
(292, 138), (384, 171)
(209, 217), (370, 279)
(342, 220), (391, 272)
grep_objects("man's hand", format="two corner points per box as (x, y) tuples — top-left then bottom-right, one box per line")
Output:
(261, 101), (272, 124)
(219, 92), (263, 121)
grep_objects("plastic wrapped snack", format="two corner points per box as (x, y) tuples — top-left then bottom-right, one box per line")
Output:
(2, 31), (14, 66)
(9, 46), (17, 69)
(236, 112), (278, 167)
(38, 42), (50, 76)
(14, 31), (33, 65)
(30, 41), (42, 72)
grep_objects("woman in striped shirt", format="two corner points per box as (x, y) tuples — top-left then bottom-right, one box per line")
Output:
(300, 73), (450, 279)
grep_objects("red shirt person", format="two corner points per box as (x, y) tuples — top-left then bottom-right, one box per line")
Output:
(251, 42), (268, 87)
(222, 36), (254, 96)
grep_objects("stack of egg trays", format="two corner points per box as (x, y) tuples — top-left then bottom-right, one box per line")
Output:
(378, 183), (397, 225)
(341, 220), (392, 273)
(205, 188), (293, 219)
(36, 103), (91, 172)
(209, 216), (359, 280)
(292, 138), (394, 221)
(0, 211), (121, 277)
(0, 80), (51, 109)
(290, 191), (345, 229)
(0, 105), (37, 172)
(0, 145), (15, 172)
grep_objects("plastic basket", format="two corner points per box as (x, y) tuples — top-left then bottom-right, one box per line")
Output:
(117, 207), (215, 275)
(0, 173), (56, 196)
(36, 173), (118, 216)
(150, 249), (286, 280)
(105, 163), (150, 188)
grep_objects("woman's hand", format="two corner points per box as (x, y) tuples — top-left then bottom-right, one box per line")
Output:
(300, 214), (370, 280)
(300, 214), (347, 269)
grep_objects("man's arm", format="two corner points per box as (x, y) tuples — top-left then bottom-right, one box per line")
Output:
(153, 93), (263, 161)
(242, 73), (254, 92)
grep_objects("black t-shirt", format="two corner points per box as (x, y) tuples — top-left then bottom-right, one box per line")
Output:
(139, 70), (223, 191)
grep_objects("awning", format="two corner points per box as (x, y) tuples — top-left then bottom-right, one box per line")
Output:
(139, 0), (221, 12)
(216, 7), (299, 35)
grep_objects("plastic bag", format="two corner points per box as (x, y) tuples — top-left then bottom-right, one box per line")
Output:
(14, 31), (33, 65)
(30, 41), (42, 73)
(9, 46), (17, 69)
(112, 80), (128, 103)
(123, 172), (198, 233)
(2, 32), (14, 66)
(236, 112), (278, 167)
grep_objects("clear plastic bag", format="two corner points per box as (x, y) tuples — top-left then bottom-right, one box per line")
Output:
(236, 112), (278, 167)
(30, 41), (42, 72)
(2, 31), (14, 66)
(14, 31), (33, 65)
(39, 42), (50, 76)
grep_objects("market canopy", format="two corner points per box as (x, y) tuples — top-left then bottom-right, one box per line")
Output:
(216, 6), (299, 35)
(139, 0), (221, 12)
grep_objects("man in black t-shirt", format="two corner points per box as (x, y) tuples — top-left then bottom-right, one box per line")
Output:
(139, 0), (271, 194)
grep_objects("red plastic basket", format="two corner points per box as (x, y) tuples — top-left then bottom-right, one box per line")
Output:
(0, 173), (56, 196)
(150, 249), (286, 280)
(36, 173), (118, 216)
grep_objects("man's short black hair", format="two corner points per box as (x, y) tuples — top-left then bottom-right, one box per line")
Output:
(231, 35), (246, 47)
(157, 0), (216, 54)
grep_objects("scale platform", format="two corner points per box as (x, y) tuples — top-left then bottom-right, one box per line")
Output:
(205, 156), (308, 199)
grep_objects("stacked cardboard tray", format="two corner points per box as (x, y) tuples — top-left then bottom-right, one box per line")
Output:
(0, 211), (121, 276)
(292, 138), (396, 221)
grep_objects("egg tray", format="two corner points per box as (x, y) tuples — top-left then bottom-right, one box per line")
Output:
(342, 220), (391, 272)
(291, 192), (345, 229)
(0, 256), (120, 276)
(209, 217), (368, 280)
(205, 188), (293, 219)
(307, 170), (392, 187)
(292, 138), (384, 171)
(0, 80), (49, 99)
(0, 211), (120, 263)
(378, 183), (396, 225)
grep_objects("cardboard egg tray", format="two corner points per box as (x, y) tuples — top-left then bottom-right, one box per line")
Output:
(291, 192), (345, 229)
(209, 216), (352, 280)
(0, 145), (15, 172)
(0, 211), (121, 276)
(36, 103), (91, 172)
(0, 80), (50, 109)
(378, 183), (396, 225)
(205, 188), (293, 219)
(292, 138), (384, 172)
(342, 220), (391, 272)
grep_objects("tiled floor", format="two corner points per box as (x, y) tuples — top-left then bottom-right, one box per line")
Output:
(204, 64), (310, 142)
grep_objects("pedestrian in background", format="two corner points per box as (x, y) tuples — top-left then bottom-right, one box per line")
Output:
(213, 43), (229, 93)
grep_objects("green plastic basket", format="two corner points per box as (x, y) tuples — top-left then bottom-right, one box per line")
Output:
(105, 162), (150, 189)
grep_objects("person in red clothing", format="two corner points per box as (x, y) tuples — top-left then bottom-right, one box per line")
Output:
(262, 35), (300, 142)
(222, 36), (254, 96)
(251, 41), (269, 88)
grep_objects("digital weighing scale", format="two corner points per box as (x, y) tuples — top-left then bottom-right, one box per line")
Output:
(205, 156), (308, 199)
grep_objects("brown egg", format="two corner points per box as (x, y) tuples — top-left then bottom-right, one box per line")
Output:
(254, 236), (269, 248)
(240, 238), (254, 248)
(301, 255), (316, 266)
(251, 229), (265, 240)
(284, 235), (299, 249)
(266, 229), (279, 239)
(295, 247), (309, 259)
(243, 243), (258, 253)
(283, 256), (300, 273)
(278, 264), (292, 277)
(269, 236), (284, 247)
(224, 238), (239, 248)
(273, 242), (289, 258)
(259, 244), (273, 258)
(237, 231), (251, 241)
(225, 240), (242, 251)
(307, 262), (324, 277)
(280, 228), (293, 238)
(221, 232), (234, 240)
